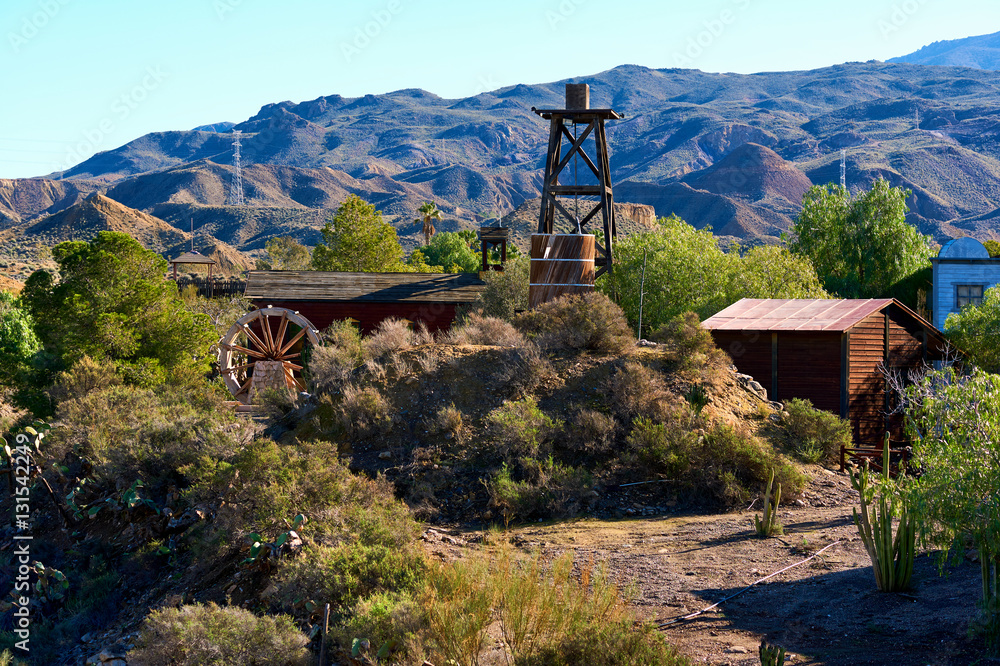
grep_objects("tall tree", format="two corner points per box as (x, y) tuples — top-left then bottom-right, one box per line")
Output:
(21, 231), (216, 378)
(257, 236), (311, 271)
(787, 178), (934, 298)
(311, 195), (405, 272)
(0, 291), (41, 386)
(943, 285), (1000, 372)
(416, 201), (443, 246)
(415, 231), (481, 273)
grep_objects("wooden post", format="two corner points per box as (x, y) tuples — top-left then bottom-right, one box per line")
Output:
(318, 603), (330, 665)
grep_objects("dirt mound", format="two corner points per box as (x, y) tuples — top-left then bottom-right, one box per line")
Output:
(23, 192), (187, 252)
(682, 143), (813, 204)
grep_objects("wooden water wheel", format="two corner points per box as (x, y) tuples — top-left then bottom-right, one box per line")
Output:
(219, 307), (321, 404)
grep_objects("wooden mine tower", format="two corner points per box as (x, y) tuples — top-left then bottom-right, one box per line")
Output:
(532, 83), (623, 278)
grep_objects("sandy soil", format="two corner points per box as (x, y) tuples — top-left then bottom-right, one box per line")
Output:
(424, 466), (992, 665)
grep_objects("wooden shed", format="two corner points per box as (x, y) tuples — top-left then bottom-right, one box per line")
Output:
(702, 299), (950, 445)
(243, 271), (486, 335)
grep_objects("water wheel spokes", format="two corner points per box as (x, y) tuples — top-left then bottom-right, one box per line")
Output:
(218, 307), (320, 404)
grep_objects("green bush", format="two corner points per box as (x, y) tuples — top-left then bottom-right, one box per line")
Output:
(129, 603), (311, 665)
(46, 355), (122, 404)
(487, 458), (594, 521)
(650, 311), (729, 375)
(486, 397), (561, 460)
(473, 255), (530, 321)
(784, 398), (852, 463)
(331, 591), (423, 663)
(515, 292), (634, 354)
(271, 541), (426, 611)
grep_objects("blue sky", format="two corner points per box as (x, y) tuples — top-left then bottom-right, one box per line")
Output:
(0, 0), (996, 179)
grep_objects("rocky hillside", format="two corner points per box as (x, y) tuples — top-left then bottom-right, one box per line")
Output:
(889, 30), (1000, 70)
(6, 61), (1000, 261)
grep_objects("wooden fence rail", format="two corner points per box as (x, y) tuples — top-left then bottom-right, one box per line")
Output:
(173, 278), (247, 299)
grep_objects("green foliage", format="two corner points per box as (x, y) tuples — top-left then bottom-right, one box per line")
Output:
(418, 546), (688, 666)
(415, 200), (444, 246)
(472, 255), (530, 321)
(759, 641), (786, 666)
(754, 468), (783, 538)
(787, 179), (934, 298)
(257, 235), (311, 271)
(487, 458), (593, 521)
(21, 231), (216, 379)
(130, 603), (312, 666)
(784, 398), (853, 464)
(414, 231), (480, 273)
(311, 195), (405, 272)
(601, 216), (827, 332)
(650, 311), (729, 375)
(487, 397), (560, 460)
(0, 292), (40, 386)
(515, 292), (634, 354)
(271, 540), (426, 613)
(985, 239), (1000, 258)
(332, 591), (421, 664)
(944, 285), (1000, 372)
(849, 436), (915, 592)
(905, 367), (1000, 648)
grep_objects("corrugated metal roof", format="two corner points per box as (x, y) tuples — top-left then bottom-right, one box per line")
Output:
(244, 271), (486, 304)
(702, 299), (897, 332)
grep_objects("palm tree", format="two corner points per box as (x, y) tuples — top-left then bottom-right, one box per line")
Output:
(416, 201), (443, 246)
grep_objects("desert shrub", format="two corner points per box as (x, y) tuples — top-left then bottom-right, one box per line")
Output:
(562, 409), (617, 455)
(473, 255), (530, 321)
(515, 292), (634, 354)
(494, 341), (555, 397)
(225, 439), (420, 548)
(626, 417), (803, 506)
(488, 458), (594, 521)
(129, 603), (311, 666)
(651, 311), (729, 374)
(331, 591), (423, 663)
(608, 361), (678, 423)
(307, 320), (364, 393)
(784, 398), (852, 463)
(364, 317), (418, 358)
(432, 403), (466, 443)
(419, 547), (688, 666)
(271, 541), (426, 612)
(447, 313), (525, 347)
(486, 397), (561, 460)
(46, 355), (122, 404)
(50, 383), (243, 491)
(338, 384), (392, 438)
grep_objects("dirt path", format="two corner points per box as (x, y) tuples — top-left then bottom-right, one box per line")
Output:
(431, 467), (991, 665)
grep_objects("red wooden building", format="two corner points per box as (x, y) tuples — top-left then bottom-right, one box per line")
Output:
(702, 299), (949, 445)
(243, 271), (486, 335)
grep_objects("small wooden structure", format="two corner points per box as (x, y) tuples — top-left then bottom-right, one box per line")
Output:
(244, 271), (487, 335)
(703, 299), (950, 458)
(533, 83), (622, 278)
(169, 251), (216, 281)
(479, 226), (509, 272)
(529, 234), (596, 308)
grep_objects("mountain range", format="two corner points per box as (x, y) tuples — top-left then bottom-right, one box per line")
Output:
(6, 51), (1000, 278)
(890, 30), (1000, 69)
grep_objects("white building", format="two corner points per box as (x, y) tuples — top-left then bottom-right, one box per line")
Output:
(931, 237), (1000, 331)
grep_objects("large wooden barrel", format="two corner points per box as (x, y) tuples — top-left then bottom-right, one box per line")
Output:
(529, 234), (596, 308)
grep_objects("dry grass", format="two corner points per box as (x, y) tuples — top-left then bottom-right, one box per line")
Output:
(515, 292), (634, 354)
(365, 317), (418, 358)
(338, 383), (393, 438)
(608, 361), (680, 424)
(447, 313), (526, 347)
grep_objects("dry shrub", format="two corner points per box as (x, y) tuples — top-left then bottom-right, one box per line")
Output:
(339, 384), (392, 437)
(130, 603), (311, 666)
(365, 317), (417, 358)
(495, 342), (555, 397)
(651, 311), (729, 375)
(433, 403), (466, 442)
(308, 320), (364, 394)
(515, 292), (634, 354)
(608, 361), (679, 423)
(413, 321), (435, 345)
(563, 409), (617, 455)
(447, 313), (525, 347)
(47, 355), (121, 404)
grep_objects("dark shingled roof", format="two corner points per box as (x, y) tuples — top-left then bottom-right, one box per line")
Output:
(244, 271), (486, 304)
(170, 251), (217, 265)
(702, 299), (939, 334)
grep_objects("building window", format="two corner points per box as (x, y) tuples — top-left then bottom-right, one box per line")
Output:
(957, 284), (984, 308)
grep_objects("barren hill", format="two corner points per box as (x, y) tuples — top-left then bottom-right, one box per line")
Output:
(889, 30), (1000, 70)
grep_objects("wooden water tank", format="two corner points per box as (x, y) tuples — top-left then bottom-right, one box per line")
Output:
(529, 234), (596, 308)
